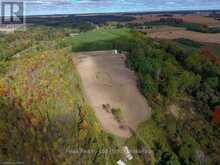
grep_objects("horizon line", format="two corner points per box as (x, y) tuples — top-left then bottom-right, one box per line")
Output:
(24, 9), (220, 17)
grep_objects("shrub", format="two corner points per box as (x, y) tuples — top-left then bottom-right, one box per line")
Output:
(111, 108), (123, 122)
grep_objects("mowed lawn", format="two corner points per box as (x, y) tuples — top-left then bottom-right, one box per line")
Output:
(60, 28), (132, 50)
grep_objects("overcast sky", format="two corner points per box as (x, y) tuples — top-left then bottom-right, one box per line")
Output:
(22, 0), (220, 15)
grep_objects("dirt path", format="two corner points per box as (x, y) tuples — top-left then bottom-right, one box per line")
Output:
(149, 29), (220, 44)
(74, 51), (151, 138)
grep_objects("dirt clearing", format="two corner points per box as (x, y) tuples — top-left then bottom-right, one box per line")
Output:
(74, 51), (151, 138)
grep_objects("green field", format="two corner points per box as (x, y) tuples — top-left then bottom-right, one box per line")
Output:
(58, 28), (132, 51)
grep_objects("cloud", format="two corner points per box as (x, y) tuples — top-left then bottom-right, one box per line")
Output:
(22, 0), (220, 15)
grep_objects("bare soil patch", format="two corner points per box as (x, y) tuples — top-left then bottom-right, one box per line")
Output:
(174, 15), (220, 26)
(74, 51), (151, 138)
(130, 14), (220, 26)
(148, 29), (220, 44)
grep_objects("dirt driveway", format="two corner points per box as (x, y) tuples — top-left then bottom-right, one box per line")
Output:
(74, 51), (151, 138)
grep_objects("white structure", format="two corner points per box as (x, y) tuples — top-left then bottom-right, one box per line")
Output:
(114, 49), (118, 55)
(123, 146), (133, 161)
(69, 33), (79, 37)
(117, 160), (126, 165)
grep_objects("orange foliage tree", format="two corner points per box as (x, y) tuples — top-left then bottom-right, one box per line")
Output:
(200, 48), (220, 65)
(212, 106), (220, 124)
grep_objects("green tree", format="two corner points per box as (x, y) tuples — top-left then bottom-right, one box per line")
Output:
(179, 71), (201, 93)
(78, 22), (95, 32)
(140, 74), (158, 98)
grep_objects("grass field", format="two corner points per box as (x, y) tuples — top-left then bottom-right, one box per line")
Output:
(59, 28), (132, 51)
